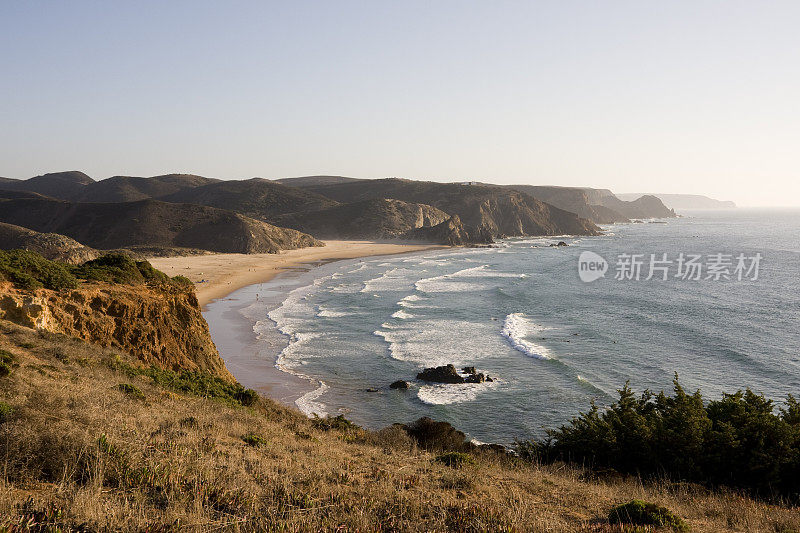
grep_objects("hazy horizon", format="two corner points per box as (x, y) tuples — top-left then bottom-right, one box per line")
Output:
(2, 1), (798, 207)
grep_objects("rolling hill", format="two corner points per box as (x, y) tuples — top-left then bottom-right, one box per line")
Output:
(0, 222), (100, 264)
(71, 174), (220, 203)
(0, 196), (321, 254)
(0, 171), (94, 199)
(159, 178), (340, 220)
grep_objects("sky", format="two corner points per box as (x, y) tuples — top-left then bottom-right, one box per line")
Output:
(1, 1), (798, 206)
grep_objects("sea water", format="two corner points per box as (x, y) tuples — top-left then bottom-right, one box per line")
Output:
(205, 209), (800, 445)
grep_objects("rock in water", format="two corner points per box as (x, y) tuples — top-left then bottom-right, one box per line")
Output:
(417, 364), (465, 384)
(390, 380), (410, 390)
(464, 373), (486, 384)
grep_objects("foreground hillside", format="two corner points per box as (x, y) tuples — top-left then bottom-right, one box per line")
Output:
(0, 252), (797, 531)
(2, 321), (798, 532)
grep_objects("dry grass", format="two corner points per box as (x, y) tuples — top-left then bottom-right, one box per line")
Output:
(0, 320), (798, 532)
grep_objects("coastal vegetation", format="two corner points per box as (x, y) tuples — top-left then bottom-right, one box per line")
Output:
(516, 377), (800, 501)
(3, 320), (799, 531)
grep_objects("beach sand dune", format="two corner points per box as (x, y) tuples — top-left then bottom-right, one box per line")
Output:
(149, 240), (444, 308)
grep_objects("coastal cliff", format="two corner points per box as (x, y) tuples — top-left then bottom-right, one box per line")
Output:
(0, 280), (232, 381)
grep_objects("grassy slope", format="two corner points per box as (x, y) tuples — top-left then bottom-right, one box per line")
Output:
(1, 322), (797, 532)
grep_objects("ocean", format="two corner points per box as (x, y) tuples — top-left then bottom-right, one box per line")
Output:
(204, 209), (800, 445)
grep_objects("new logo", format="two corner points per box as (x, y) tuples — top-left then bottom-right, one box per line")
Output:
(578, 251), (608, 282)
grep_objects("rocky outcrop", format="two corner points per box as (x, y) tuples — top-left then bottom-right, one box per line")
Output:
(0, 222), (100, 264)
(401, 215), (493, 246)
(416, 364), (493, 384)
(0, 281), (233, 381)
(596, 194), (676, 219)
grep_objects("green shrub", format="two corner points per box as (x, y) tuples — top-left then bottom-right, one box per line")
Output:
(73, 254), (170, 285)
(435, 452), (475, 468)
(516, 377), (800, 499)
(0, 249), (77, 290)
(608, 500), (688, 531)
(242, 433), (268, 447)
(171, 275), (193, 288)
(234, 388), (260, 407)
(104, 357), (257, 408)
(402, 417), (468, 452)
(117, 383), (145, 400)
(0, 402), (13, 423)
(311, 414), (361, 432)
(0, 362), (11, 378)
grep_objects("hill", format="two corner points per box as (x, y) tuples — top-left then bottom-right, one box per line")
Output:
(0, 171), (94, 199)
(71, 174), (220, 203)
(294, 178), (600, 237)
(0, 197), (322, 254)
(617, 193), (737, 210)
(160, 178), (340, 220)
(598, 194), (677, 219)
(0, 222), (100, 264)
(272, 198), (452, 240)
(505, 185), (630, 224)
(276, 175), (364, 187)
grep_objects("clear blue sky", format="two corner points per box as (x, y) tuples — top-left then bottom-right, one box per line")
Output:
(2, 1), (798, 206)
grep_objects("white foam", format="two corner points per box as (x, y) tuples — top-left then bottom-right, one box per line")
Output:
(316, 305), (353, 318)
(501, 313), (552, 360)
(295, 381), (329, 417)
(414, 265), (522, 294)
(360, 267), (414, 293)
(391, 309), (414, 319)
(347, 263), (368, 273)
(417, 380), (499, 405)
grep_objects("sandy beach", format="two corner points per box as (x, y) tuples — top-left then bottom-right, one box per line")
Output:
(149, 240), (445, 308)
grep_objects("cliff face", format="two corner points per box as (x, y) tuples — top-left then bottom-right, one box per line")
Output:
(272, 198), (453, 241)
(298, 179), (600, 238)
(506, 185), (630, 224)
(0, 281), (233, 381)
(401, 215), (493, 245)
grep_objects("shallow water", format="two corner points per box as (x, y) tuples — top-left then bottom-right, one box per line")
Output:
(205, 209), (800, 445)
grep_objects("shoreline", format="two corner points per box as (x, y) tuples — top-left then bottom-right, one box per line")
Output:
(159, 242), (447, 411)
(149, 240), (446, 309)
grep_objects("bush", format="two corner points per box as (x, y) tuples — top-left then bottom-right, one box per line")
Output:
(608, 500), (688, 531)
(435, 452), (475, 468)
(117, 383), (145, 400)
(104, 357), (257, 408)
(0, 249), (77, 290)
(73, 254), (169, 285)
(242, 433), (268, 447)
(516, 377), (800, 499)
(312, 414), (361, 432)
(0, 349), (14, 377)
(0, 402), (13, 423)
(402, 417), (468, 452)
